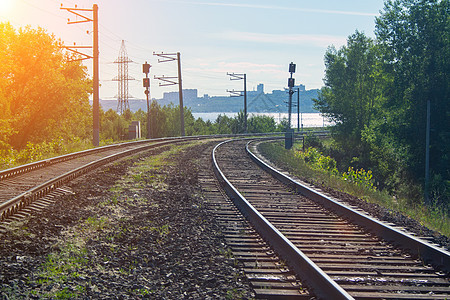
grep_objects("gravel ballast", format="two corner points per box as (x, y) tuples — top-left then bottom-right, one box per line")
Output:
(0, 141), (254, 299)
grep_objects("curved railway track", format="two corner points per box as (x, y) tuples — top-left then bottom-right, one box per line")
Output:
(0, 132), (323, 223)
(212, 139), (450, 299)
(4, 134), (447, 298)
(0, 136), (204, 223)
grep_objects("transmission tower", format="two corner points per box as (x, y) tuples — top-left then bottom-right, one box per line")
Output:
(113, 40), (134, 114)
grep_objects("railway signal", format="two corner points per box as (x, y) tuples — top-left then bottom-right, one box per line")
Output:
(143, 61), (151, 139)
(285, 62), (296, 149)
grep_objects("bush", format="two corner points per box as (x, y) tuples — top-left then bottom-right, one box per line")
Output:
(342, 166), (375, 191)
(295, 147), (338, 175)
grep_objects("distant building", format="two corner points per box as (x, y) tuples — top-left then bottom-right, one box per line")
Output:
(163, 89), (198, 102)
(296, 84), (306, 92)
(257, 83), (264, 94)
(248, 83), (265, 97)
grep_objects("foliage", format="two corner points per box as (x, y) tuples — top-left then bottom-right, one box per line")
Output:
(0, 137), (92, 169)
(0, 22), (92, 150)
(314, 30), (384, 154)
(303, 132), (324, 151)
(375, 0), (450, 186)
(342, 167), (375, 191)
(314, 0), (449, 208)
(248, 114), (277, 133)
(276, 118), (290, 132)
(295, 147), (338, 175)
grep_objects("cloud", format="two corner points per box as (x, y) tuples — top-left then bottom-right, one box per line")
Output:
(215, 31), (347, 48)
(163, 1), (378, 17)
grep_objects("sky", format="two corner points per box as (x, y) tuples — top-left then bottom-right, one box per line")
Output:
(0, 0), (386, 100)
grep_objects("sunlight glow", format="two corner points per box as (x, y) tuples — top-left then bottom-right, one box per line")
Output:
(0, 0), (13, 15)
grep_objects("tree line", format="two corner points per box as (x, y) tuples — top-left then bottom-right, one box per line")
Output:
(314, 0), (449, 208)
(0, 22), (287, 168)
(100, 105), (285, 142)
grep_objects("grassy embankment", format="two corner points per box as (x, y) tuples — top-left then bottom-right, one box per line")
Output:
(258, 140), (449, 237)
(0, 137), (145, 171)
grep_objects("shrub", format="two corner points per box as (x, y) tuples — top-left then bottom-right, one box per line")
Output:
(295, 147), (338, 175)
(342, 166), (375, 191)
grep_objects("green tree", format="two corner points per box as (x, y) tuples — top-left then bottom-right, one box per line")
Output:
(0, 22), (91, 149)
(214, 114), (233, 134)
(247, 115), (277, 133)
(231, 111), (246, 134)
(314, 30), (382, 158)
(375, 0), (449, 202)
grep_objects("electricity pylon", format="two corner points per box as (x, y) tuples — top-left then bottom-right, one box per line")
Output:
(113, 40), (134, 114)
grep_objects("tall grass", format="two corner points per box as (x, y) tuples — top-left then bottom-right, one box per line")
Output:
(258, 140), (450, 237)
(0, 137), (111, 170)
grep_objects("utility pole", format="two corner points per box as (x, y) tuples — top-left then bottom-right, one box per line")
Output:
(424, 98), (431, 203)
(60, 4), (99, 147)
(143, 62), (151, 139)
(227, 73), (247, 133)
(297, 87), (300, 132)
(153, 52), (185, 136)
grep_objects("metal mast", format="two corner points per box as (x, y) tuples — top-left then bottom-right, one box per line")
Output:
(60, 4), (100, 146)
(226, 73), (247, 133)
(153, 52), (185, 136)
(113, 40), (134, 114)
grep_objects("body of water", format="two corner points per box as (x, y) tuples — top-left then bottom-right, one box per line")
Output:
(192, 112), (332, 128)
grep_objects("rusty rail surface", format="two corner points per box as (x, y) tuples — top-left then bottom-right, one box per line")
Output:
(0, 138), (187, 221)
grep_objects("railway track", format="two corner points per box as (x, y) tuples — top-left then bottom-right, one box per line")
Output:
(212, 139), (450, 299)
(199, 149), (310, 298)
(0, 131), (325, 223)
(0, 136), (204, 223)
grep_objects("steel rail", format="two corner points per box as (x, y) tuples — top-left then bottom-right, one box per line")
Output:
(0, 131), (328, 181)
(0, 138), (193, 221)
(0, 131), (329, 222)
(0, 132), (303, 222)
(245, 140), (450, 274)
(212, 139), (354, 300)
(0, 136), (194, 181)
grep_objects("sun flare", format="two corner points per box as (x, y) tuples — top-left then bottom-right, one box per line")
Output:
(0, 0), (13, 15)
